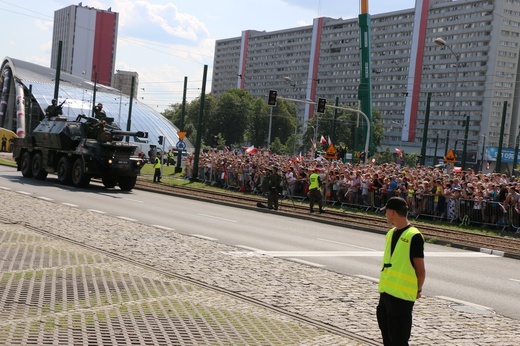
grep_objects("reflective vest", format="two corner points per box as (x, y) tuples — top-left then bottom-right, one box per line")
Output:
(378, 226), (423, 302)
(154, 157), (161, 169)
(309, 173), (320, 190)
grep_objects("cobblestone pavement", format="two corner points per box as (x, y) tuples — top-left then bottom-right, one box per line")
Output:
(1, 188), (519, 345)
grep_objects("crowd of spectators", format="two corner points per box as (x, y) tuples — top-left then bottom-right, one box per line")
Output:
(182, 149), (520, 232)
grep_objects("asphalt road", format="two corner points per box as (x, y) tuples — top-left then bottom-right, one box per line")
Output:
(1, 165), (519, 320)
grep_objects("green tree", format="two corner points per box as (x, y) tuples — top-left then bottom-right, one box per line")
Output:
(207, 89), (253, 146)
(376, 148), (395, 164)
(247, 98), (270, 147)
(172, 94), (217, 146)
(404, 152), (419, 167)
(269, 137), (288, 155)
(302, 104), (384, 154)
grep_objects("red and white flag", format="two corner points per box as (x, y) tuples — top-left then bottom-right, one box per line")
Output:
(297, 152), (302, 162)
(327, 136), (332, 145)
(395, 148), (403, 157)
(453, 166), (462, 173)
(320, 135), (327, 145)
(371, 158), (376, 164)
(245, 145), (257, 155)
(311, 139), (316, 149)
(486, 162), (490, 170)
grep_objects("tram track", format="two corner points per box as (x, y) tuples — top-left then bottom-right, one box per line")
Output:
(3, 217), (378, 345)
(136, 177), (520, 259)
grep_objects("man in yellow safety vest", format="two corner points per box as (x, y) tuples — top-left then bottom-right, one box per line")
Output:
(153, 153), (162, 183)
(377, 196), (426, 345)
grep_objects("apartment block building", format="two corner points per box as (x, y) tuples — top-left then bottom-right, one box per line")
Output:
(51, 4), (119, 87)
(113, 70), (140, 98)
(212, 0), (520, 167)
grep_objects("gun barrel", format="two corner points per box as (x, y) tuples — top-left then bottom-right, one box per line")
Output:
(112, 130), (146, 137)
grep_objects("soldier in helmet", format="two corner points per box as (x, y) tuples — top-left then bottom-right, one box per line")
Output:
(45, 99), (63, 118)
(93, 103), (106, 121)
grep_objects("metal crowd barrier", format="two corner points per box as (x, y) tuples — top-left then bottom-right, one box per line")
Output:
(179, 167), (520, 233)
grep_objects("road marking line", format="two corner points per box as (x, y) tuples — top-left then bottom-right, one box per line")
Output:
(257, 250), (382, 257)
(287, 258), (325, 267)
(17, 191), (31, 195)
(88, 209), (106, 214)
(122, 198), (144, 203)
(436, 296), (493, 311)
(0, 186), (11, 190)
(355, 275), (379, 283)
(191, 234), (216, 241)
(509, 278), (520, 283)
(62, 203), (78, 207)
(36, 196), (53, 201)
(317, 238), (378, 251)
(228, 250), (499, 258)
(152, 225), (175, 231)
(236, 245), (264, 252)
(426, 252), (500, 257)
(198, 213), (237, 223)
(117, 216), (137, 222)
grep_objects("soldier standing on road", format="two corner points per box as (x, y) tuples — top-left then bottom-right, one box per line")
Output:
(266, 166), (282, 210)
(308, 167), (324, 213)
(153, 153), (162, 183)
(377, 196), (426, 346)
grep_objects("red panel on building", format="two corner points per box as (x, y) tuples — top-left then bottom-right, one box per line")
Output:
(92, 12), (116, 86)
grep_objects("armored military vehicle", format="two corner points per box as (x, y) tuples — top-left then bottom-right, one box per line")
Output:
(12, 114), (146, 191)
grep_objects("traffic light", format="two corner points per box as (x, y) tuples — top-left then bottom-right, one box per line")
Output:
(317, 98), (327, 113)
(267, 90), (278, 106)
(158, 135), (163, 145)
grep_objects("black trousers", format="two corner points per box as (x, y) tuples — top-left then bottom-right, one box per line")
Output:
(308, 188), (323, 211)
(267, 189), (278, 210)
(377, 293), (415, 346)
(153, 168), (161, 182)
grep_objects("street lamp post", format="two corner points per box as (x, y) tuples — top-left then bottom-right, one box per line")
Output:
(267, 105), (273, 149)
(435, 37), (460, 156)
(327, 105), (371, 165)
(480, 135), (486, 172)
(310, 125), (317, 156)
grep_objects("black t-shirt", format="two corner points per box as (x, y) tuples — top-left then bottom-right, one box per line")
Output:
(391, 224), (424, 265)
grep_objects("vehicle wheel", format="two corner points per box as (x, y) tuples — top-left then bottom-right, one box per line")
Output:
(31, 153), (48, 180)
(118, 176), (137, 191)
(71, 157), (91, 188)
(20, 152), (33, 178)
(102, 176), (118, 188)
(57, 156), (72, 185)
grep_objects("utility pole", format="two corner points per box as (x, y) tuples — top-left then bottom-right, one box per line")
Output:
(513, 134), (519, 177)
(496, 101), (508, 173)
(175, 76), (188, 173)
(358, 0), (373, 153)
(461, 115), (470, 170)
(191, 65), (208, 182)
(53, 41), (63, 100)
(420, 93), (431, 166)
(480, 135), (486, 172)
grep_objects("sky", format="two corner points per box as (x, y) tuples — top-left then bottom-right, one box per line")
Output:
(0, 0), (416, 112)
